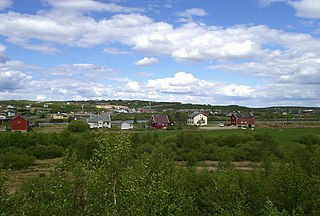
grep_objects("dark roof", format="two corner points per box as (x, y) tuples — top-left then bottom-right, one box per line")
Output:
(188, 112), (206, 118)
(151, 114), (170, 124)
(232, 112), (254, 119)
(88, 114), (111, 123)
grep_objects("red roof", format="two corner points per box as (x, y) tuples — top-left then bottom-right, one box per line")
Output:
(151, 114), (170, 124)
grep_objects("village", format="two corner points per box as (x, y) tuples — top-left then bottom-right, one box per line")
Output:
(1, 100), (319, 133)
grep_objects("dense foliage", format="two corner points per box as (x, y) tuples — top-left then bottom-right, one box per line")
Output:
(1, 129), (320, 215)
(0, 130), (83, 169)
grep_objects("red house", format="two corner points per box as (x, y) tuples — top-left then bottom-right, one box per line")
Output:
(150, 114), (170, 129)
(11, 114), (29, 132)
(231, 112), (255, 128)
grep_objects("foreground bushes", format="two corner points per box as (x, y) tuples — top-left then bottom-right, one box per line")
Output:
(2, 133), (320, 215)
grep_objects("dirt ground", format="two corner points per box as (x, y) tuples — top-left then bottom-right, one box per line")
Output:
(7, 158), (63, 194)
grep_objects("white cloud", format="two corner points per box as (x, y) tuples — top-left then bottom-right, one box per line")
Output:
(135, 57), (159, 66)
(145, 72), (255, 99)
(0, 69), (32, 90)
(43, 0), (141, 13)
(258, 0), (286, 7)
(0, 43), (9, 62)
(126, 81), (140, 91)
(0, 0), (11, 11)
(176, 8), (207, 22)
(288, 0), (320, 18)
(1, 7), (317, 63)
(103, 47), (130, 55)
(0, 59), (319, 106)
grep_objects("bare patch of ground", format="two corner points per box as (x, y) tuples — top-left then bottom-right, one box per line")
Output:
(177, 160), (260, 172)
(198, 126), (238, 130)
(8, 158), (63, 194)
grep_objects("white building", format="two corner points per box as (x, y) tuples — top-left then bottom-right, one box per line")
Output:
(187, 112), (207, 126)
(87, 114), (111, 129)
(120, 121), (133, 130)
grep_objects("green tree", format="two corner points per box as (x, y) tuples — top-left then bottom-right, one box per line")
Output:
(67, 120), (89, 132)
(87, 133), (132, 214)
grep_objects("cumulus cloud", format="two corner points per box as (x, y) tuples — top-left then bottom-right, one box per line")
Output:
(126, 81), (140, 91)
(0, 0), (11, 11)
(135, 57), (159, 66)
(0, 59), (319, 106)
(288, 0), (320, 19)
(1, 6), (319, 63)
(0, 69), (32, 90)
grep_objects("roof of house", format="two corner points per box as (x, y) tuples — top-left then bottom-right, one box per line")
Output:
(88, 114), (111, 123)
(188, 112), (206, 118)
(12, 114), (28, 122)
(151, 114), (170, 124)
(121, 121), (132, 125)
(232, 112), (254, 119)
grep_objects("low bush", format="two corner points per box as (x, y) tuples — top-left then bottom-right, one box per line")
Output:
(0, 152), (34, 170)
(26, 145), (64, 159)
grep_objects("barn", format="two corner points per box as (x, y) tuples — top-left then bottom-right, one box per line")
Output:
(11, 114), (29, 132)
(231, 112), (255, 128)
(150, 114), (170, 129)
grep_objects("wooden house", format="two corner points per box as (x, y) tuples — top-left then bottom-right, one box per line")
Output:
(150, 114), (170, 129)
(11, 114), (29, 132)
(120, 121), (133, 130)
(230, 112), (255, 128)
(87, 114), (111, 129)
(187, 112), (207, 126)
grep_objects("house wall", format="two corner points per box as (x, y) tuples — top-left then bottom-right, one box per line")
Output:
(88, 122), (111, 129)
(187, 117), (194, 125)
(236, 118), (255, 126)
(121, 123), (133, 130)
(187, 114), (207, 126)
(89, 123), (98, 128)
(231, 114), (255, 126)
(193, 114), (207, 126)
(103, 122), (111, 128)
(11, 116), (28, 132)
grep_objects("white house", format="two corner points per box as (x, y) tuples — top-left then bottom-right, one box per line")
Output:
(187, 112), (207, 126)
(120, 121), (133, 130)
(87, 114), (111, 129)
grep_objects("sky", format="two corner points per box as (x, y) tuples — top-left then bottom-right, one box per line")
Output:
(0, 0), (320, 107)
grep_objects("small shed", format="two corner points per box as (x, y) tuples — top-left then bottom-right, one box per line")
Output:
(11, 114), (29, 132)
(120, 121), (133, 130)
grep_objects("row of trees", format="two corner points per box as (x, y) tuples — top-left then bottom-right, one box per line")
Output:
(1, 133), (320, 215)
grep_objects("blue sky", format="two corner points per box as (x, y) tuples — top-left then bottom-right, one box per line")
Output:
(0, 0), (320, 107)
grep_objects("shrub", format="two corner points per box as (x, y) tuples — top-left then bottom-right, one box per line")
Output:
(67, 120), (89, 132)
(0, 152), (34, 170)
(27, 145), (64, 159)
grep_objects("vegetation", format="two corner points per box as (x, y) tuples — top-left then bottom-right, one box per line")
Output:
(1, 127), (320, 214)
